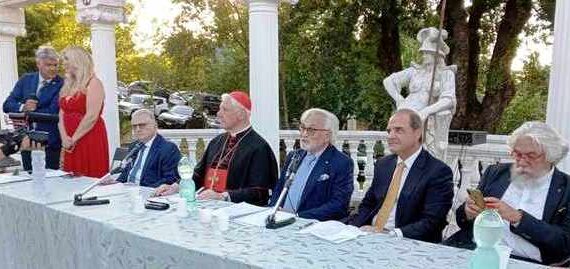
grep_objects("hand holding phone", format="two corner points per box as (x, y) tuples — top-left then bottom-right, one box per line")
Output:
(467, 188), (485, 209)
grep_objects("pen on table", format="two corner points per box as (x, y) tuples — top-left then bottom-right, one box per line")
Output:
(298, 222), (317, 230)
(196, 187), (206, 194)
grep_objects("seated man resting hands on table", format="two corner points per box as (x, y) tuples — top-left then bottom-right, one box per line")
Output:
(100, 109), (181, 187)
(154, 91), (278, 206)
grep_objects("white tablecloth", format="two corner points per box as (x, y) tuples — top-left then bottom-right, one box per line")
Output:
(0, 176), (547, 269)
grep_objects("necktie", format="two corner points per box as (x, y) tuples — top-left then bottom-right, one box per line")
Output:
(284, 154), (317, 212)
(373, 162), (406, 231)
(127, 145), (147, 183)
(37, 80), (48, 96)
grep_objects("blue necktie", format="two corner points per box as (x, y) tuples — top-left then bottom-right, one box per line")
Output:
(284, 154), (317, 212)
(127, 145), (146, 183)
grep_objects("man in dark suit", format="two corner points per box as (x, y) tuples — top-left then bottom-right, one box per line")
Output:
(269, 108), (353, 221)
(154, 91), (278, 206)
(445, 121), (570, 266)
(2, 45), (63, 170)
(102, 109), (181, 187)
(349, 109), (454, 243)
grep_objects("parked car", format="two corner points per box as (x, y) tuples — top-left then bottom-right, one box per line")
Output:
(206, 116), (222, 129)
(157, 105), (206, 129)
(119, 94), (169, 117)
(127, 81), (171, 99)
(169, 91), (222, 116)
(116, 81), (128, 99)
(168, 91), (192, 106)
(187, 93), (221, 116)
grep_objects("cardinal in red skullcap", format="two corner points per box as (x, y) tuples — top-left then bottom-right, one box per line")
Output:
(154, 90), (278, 206)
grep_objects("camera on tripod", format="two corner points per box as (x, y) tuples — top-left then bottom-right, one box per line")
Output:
(0, 112), (59, 157)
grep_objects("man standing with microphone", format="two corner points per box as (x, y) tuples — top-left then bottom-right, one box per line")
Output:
(3, 45), (63, 171)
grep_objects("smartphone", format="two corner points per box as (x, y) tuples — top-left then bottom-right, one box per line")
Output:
(466, 188), (485, 209)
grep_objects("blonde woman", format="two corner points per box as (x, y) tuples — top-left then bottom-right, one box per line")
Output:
(58, 46), (109, 177)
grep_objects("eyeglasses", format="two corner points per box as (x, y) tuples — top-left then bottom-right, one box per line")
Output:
(132, 122), (152, 130)
(299, 125), (329, 136)
(510, 150), (544, 162)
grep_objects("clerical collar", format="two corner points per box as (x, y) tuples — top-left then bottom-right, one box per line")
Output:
(229, 124), (252, 137)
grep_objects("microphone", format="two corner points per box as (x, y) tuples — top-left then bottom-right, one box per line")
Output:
(73, 141), (144, 206)
(266, 151), (303, 229)
(73, 179), (110, 206)
(109, 141), (145, 175)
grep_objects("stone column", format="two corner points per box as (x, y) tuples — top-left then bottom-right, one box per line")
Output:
(546, 0), (570, 173)
(76, 0), (125, 160)
(248, 0), (297, 162)
(0, 7), (25, 128)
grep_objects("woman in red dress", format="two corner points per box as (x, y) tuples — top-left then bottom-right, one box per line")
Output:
(58, 46), (109, 178)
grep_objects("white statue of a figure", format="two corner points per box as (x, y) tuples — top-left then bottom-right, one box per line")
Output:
(383, 27), (457, 160)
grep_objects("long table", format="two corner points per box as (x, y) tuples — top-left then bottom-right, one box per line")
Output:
(0, 176), (547, 269)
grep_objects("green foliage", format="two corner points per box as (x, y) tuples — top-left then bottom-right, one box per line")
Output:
(496, 53), (549, 134)
(16, 0), (553, 134)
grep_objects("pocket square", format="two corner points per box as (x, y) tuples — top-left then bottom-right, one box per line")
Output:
(318, 174), (330, 182)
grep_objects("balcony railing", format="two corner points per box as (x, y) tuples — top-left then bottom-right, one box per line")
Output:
(158, 129), (511, 203)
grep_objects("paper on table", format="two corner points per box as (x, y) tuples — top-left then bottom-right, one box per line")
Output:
(44, 169), (71, 178)
(298, 220), (367, 243)
(234, 209), (295, 227)
(213, 202), (267, 220)
(0, 174), (31, 185)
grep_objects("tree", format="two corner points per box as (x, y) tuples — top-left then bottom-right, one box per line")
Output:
(443, 0), (550, 132)
(496, 53), (549, 133)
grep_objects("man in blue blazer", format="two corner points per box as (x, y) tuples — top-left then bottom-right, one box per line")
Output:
(349, 109), (453, 243)
(445, 122), (570, 266)
(102, 109), (181, 188)
(2, 46), (62, 170)
(269, 108), (353, 221)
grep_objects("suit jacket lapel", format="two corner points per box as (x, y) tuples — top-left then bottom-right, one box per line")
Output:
(543, 168), (567, 221)
(489, 168), (511, 198)
(298, 146), (332, 209)
(29, 73), (40, 98)
(141, 136), (160, 178)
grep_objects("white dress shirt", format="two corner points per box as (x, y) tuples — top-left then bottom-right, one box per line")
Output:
(373, 146), (423, 237)
(129, 135), (157, 185)
(500, 168), (553, 262)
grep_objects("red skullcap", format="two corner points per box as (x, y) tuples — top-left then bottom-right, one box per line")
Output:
(229, 91), (251, 112)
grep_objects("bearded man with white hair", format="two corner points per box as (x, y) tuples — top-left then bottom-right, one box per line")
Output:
(446, 121), (570, 266)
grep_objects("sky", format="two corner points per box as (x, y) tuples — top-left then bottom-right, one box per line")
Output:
(127, 0), (554, 71)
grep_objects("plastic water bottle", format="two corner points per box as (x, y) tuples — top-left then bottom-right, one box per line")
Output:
(178, 156), (197, 211)
(31, 150), (46, 180)
(470, 209), (504, 269)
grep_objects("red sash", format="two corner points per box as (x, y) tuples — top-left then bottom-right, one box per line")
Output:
(204, 167), (228, 193)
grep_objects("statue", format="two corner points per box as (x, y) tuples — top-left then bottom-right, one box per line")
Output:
(383, 27), (457, 160)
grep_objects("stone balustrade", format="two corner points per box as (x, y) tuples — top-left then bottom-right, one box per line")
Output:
(158, 129), (511, 200)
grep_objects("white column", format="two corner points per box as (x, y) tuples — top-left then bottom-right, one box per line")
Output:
(76, 0), (125, 161)
(546, 0), (570, 173)
(248, 0), (280, 160)
(0, 7), (25, 128)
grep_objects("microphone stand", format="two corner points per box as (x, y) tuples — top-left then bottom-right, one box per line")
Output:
(266, 153), (301, 229)
(73, 142), (145, 206)
(73, 177), (110, 206)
